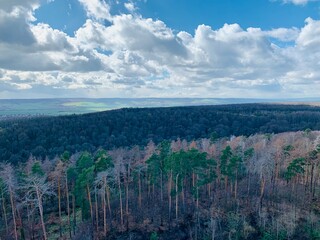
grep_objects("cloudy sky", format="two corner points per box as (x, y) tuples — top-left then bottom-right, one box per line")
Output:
(0, 0), (320, 99)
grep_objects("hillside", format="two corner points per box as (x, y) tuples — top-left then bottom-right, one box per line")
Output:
(1, 104), (320, 164)
(0, 131), (320, 239)
(0, 98), (279, 119)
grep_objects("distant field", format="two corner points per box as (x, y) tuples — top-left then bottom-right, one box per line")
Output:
(1, 98), (320, 119)
(0, 98), (260, 117)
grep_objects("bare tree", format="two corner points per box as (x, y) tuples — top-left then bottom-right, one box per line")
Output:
(95, 168), (114, 237)
(0, 177), (8, 234)
(251, 136), (275, 208)
(0, 163), (18, 240)
(22, 175), (55, 240)
(110, 148), (126, 230)
(49, 159), (65, 238)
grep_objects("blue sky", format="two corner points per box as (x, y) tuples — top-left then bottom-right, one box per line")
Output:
(35, 0), (320, 34)
(0, 0), (320, 98)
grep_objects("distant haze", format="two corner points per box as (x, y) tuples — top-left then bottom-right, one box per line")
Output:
(1, 98), (320, 118)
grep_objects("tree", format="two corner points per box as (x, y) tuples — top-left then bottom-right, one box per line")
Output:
(75, 152), (95, 223)
(0, 163), (18, 240)
(61, 151), (72, 239)
(285, 158), (306, 182)
(94, 148), (113, 236)
(67, 165), (78, 235)
(220, 146), (232, 192)
(22, 174), (54, 240)
(50, 158), (65, 238)
(0, 176), (8, 235)
(110, 148), (126, 229)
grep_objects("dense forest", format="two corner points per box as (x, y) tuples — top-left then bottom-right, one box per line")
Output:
(1, 130), (320, 239)
(2, 104), (320, 164)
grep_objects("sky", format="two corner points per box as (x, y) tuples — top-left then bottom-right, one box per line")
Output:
(0, 0), (320, 99)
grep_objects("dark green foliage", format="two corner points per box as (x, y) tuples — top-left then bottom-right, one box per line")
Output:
(31, 161), (44, 176)
(94, 149), (113, 172)
(150, 232), (159, 240)
(61, 151), (71, 162)
(0, 134), (320, 239)
(221, 146), (232, 177)
(77, 152), (93, 171)
(3, 104), (320, 164)
(210, 131), (218, 143)
(261, 230), (286, 240)
(227, 155), (242, 182)
(283, 145), (294, 157)
(146, 154), (161, 185)
(244, 148), (254, 161)
(285, 157), (305, 181)
(75, 152), (95, 220)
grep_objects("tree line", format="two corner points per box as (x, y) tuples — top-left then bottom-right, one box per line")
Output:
(2, 104), (320, 164)
(1, 130), (320, 239)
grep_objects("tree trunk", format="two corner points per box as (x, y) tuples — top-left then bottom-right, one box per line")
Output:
(138, 172), (142, 209)
(31, 203), (36, 240)
(168, 171), (172, 223)
(95, 186), (99, 232)
(192, 172), (195, 188)
(234, 171), (238, 200)
(181, 183), (185, 212)
(36, 187), (47, 240)
(118, 177), (123, 228)
(126, 182), (129, 216)
(126, 181), (129, 231)
(148, 175), (151, 199)
(9, 188), (18, 240)
(58, 178), (62, 238)
(103, 178), (107, 237)
(72, 189), (76, 236)
(211, 217), (216, 240)
(65, 175), (71, 239)
(260, 176), (266, 208)
(196, 174), (199, 210)
(152, 183), (155, 199)
(26, 204), (31, 238)
(160, 171), (163, 203)
(313, 168), (319, 198)
(86, 184), (94, 230)
(225, 176), (228, 193)
(106, 184), (111, 216)
(310, 163), (314, 195)
(175, 174), (179, 220)
(15, 204), (25, 240)
(1, 188), (8, 234)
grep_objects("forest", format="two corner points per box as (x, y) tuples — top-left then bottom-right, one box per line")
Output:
(1, 130), (320, 239)
(2, 104), (320, 164)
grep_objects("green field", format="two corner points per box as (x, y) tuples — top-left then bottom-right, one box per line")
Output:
(1, 98), (319, 119)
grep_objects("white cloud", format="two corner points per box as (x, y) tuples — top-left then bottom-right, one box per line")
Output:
(124, 2), (137, 12)
(31, 23), (76, 52)
(296, 18), (320, 48)
(0, 10), (36, 45)
(0, 0), (40, 12)
(280, 0), (318, 5)
(1, 0), (320, 98)
(265, 28), (299, 41)
(78, 0), (111, 21)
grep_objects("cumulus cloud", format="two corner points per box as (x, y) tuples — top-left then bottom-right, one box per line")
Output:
(279, 0), (318, 5)
(0, 0), (40, 12)
(0, 10), (36, 45)
(1, 0), (320, 98)
(124, 2), (137, 12)
(31, 23), (76, 51)
(78, 0), (112, 21)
